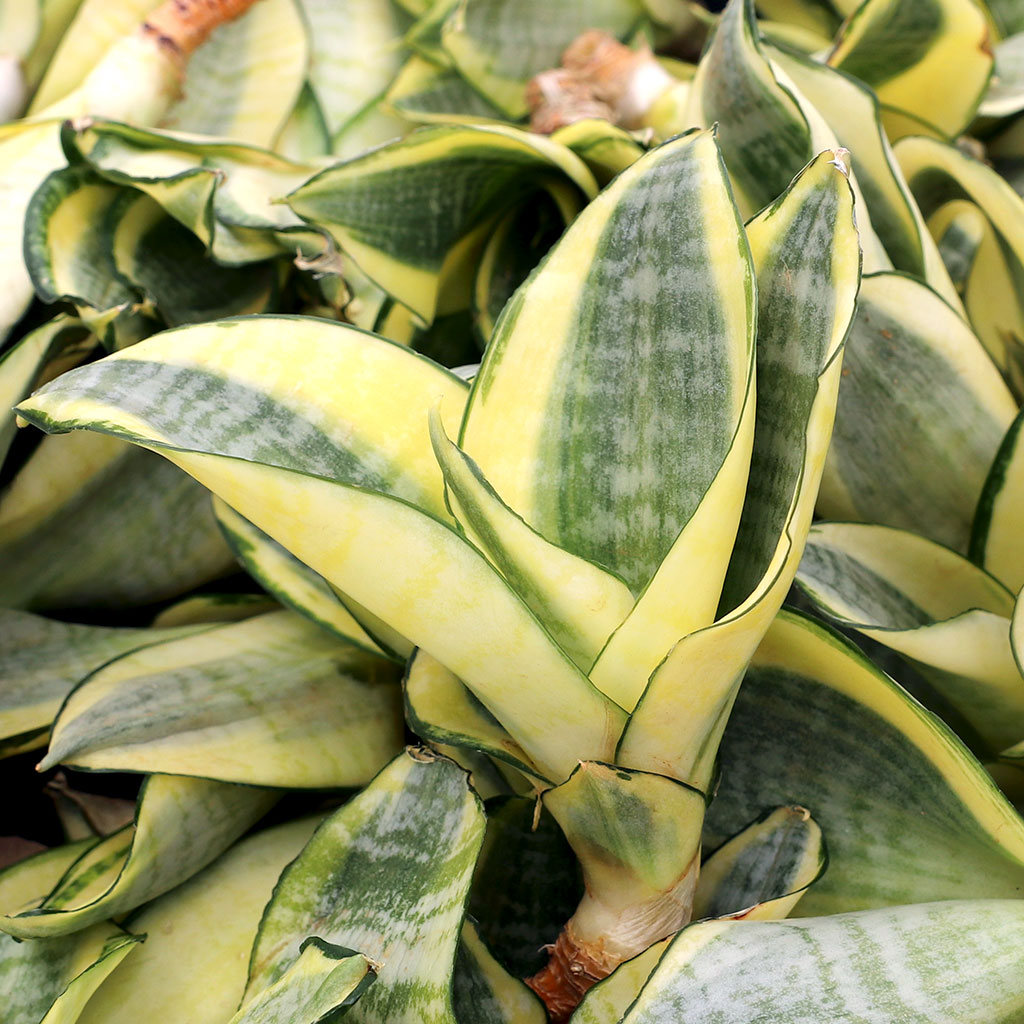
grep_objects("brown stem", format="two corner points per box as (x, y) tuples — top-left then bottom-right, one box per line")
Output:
(141, 0), (263, 62)
(526, 924), (620, 1023)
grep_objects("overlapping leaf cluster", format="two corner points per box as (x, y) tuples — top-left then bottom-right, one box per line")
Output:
(3, 0), (1024, 1022)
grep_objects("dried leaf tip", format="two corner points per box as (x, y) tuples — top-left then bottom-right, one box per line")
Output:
(829, 148), (852, 177)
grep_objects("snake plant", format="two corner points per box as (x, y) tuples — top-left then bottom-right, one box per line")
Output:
(4, 0), (1024, 1021)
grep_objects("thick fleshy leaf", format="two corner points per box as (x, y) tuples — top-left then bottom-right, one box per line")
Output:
(617, 148), (859, 784)
(827, 0), (992, 140)
(286, 124), (597, 323)
(463, 129), (755, 711)
(768, 45), (961, 306)
(19, 315), (468, 518)
(404, 650), (545, 783)
(693, 806), (825, 921)
(973, 408), (1024, 592)
(232, 939), (375, 1024)
(213, 498), (385, 655)
(439, 0), (645, 118)
(467, 797), (582, 980)
(569, 941), (668, 1024)
(65, 120), (317, 266)
(622, 900), (1024, 1023)
(0, 432), (236, 611)
(18, 386), (623, 782)
(817, 272), (1016, 553)
(386, 57), (510, 127)
(246, 750), (485, 1024)
(706, 610), (1024, 914)
(430, 412), (635, 672)
(40, 610), (404, 788)
(896, 134), (1024, 396)
(0, 775), (276, 938)
(796, 522), (1023, 752)
(0, 608), (207, 756)
(297, 0), (410, 147)
(159, 0), (307, 147)
(453, 922), (546, 1024)
(0, 838), (140, 1024)
(76, 817), (321, 1024)
(0, 314), (92, 463)
(980, 32), (1024, 119)
(549, 119), (644, 187)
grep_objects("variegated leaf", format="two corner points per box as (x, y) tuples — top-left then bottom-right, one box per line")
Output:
(0, 608), (207, 756)
(40, 610), (405, 788)
(76, 817), (321, 1024)
(827, 0), (992, 140)
(972, 407), (1024, 591)
(707, 610), (1024, 913)
(246, 750), (485, 1024)
(212, 498), (386, 655)
(796, 522), (1023, 753)
(286, 124), (597, 323)
(817, 272), (1016, 553)
(0, 432), (237, 611)
(463, 129), (755, 710)
(618, 148), (859, 785)
(693, 806), (825, 922)
(453, 922), (546, 1024)
(0, 775), (276, 938)
(621, 901), (1024, 1022)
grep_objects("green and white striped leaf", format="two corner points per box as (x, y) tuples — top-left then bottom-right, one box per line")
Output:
(463, 129), (755, 711)
(549, 119), (645, 187)
(430, 412), (635, 672)
(827, 0), (992, 140)
(275, 84), (331, 162)
(569, 940), (668, 1024)
(618, 148), (859, 785)
(18, 336), (624, 782)
(149, 592), (276, 628)
(896, 134), (1024, 396)
(817, 272), (1016, 553)
(1, 839), (140, 1024)
(544, 763), (705, 962)
(453, 921), (546, 1024)
(159, 0), (307, 147)
(286, 124), (597, 323)
(0, 775), (277, 938)
(404, 650), (545, 783)
(621, 900), (1024, 1023)
(0, 608), (207, 756)
(330, 99), (415, 162)
(40, 610), (405, 788)
(19, 314), (469, 518)
(0, 431), (236, 611)
(246, 750), (485, 1024)
(213, 498), (385, 655)
(232, 939), (375, 1024)
(439, 0), (645, 118)
(768, 45), (961, 306)
(385, 57), (509, 126)
(296, 0), (410, 147)
(972, 407), (1024, 591)
(796, 522), (1024, 752)
(693, 806), (825, 921)
(106, 191), (280, 328)
(24, 165), (136, 316)
(0, 315), (92, 463)
(2, 920), (139, 1024)
(467, 797), (582, 978)
(706, 610), (1024, 913)
(76, 817), (321, 1024)
(66, 120), (317, 266)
